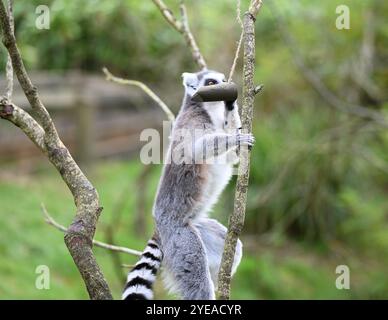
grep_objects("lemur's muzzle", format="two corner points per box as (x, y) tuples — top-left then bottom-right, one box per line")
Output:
(191, 82), (238, 107)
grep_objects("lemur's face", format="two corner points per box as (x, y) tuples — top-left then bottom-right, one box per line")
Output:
(182, 70), (226, 97)
(182, 70), (241, 131)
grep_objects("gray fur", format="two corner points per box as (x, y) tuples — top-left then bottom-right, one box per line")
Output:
(153, 70), (251, 300)
(194, 218), (243, 289)
(123, 69), (253, 300)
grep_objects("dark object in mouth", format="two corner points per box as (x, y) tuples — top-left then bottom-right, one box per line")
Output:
(192, 82), (238, 103)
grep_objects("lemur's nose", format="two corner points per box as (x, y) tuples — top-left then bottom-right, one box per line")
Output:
(225, 101), (235, 111)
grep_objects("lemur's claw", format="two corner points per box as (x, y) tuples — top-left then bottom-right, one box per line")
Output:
(237, 133), (255, 147)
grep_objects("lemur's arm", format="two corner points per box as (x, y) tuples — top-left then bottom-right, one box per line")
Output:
(192, 131), (254, 163)
(169, 131), (253, 165)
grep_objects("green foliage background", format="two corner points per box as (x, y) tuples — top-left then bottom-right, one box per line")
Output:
(0, 0), (387, 299)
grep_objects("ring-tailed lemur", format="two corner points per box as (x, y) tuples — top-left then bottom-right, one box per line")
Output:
(122, 69), (254, 300)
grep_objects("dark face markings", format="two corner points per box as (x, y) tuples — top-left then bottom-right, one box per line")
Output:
(204, 78), (218, 86)
(225, 101), (235, 111)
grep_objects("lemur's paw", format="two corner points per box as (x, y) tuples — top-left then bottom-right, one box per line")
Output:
(237, 133), (255, 147)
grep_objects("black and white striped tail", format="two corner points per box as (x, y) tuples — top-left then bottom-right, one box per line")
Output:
(122, 237), (162, 300)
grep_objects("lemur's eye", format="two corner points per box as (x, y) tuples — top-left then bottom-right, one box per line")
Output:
(205, 79), (218, 86)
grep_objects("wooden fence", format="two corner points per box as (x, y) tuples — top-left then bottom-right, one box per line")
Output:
(0, 71), (167, 167)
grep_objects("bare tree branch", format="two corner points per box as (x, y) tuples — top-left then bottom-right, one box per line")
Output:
(218, 0), (264, 300)
(0, 1), (112, 299)
(42, 204), (142, 257)
(0, 98), (46, 151)
(102, 67), (175, 122)
(178, 1), (207, 70)
(152, 0), (207, 70)
(4, 0), (13, 100)
(152, 0), (183, 32)
(0, 1), (58, 139)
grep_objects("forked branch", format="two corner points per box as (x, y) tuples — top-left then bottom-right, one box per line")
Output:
(42, 204), (142, 257)
(0, 0), (112, 299)
(152, 0), (207, 70)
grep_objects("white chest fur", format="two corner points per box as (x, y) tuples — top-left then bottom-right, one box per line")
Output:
(190, 100), (240, 220)
(203, 101), (226, 130)
(194, 162), (233, 220)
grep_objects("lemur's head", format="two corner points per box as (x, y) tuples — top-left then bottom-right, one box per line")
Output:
(182, 69), (241, 130)
(182, 69), (227, 98)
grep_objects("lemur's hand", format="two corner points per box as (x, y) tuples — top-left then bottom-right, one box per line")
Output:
(236, 133), (255, 148)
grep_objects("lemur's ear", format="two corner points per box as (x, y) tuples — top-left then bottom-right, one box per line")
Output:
(182, 72), (198, 96)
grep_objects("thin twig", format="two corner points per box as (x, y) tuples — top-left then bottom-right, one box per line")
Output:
(218, 0), (264, 300)
(152, 0), (207, 70)
(254, 84), (264, 95)
(179, 1), (207, 70)
(249, 0), (264, 16)
(152, 0), (183, 32)
(228, 0), (244, 82)
(228, 32), (244, 83)
(5, 0), (13, 100)
(41, 204), (142, 257)
(0, 1), (58, 139)
(102, 67), (175, 122)
(236, 0), (243, 26)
